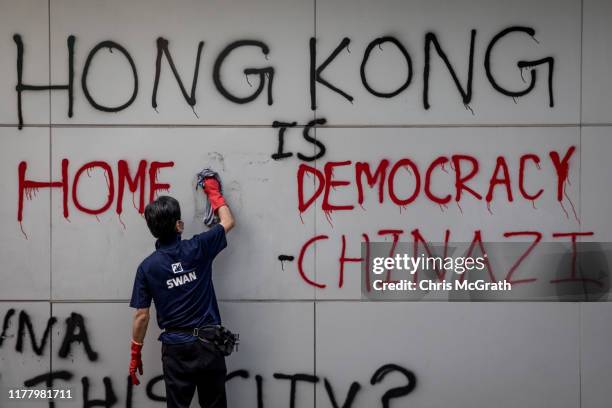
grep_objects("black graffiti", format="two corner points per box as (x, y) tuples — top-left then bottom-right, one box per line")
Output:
(299, 118), (326, 162)
(267, 365), (416, 408)
(23, 370), (74, 408)
(2, 310), (419, 408)
(213, 40), (274, 105)
(361, 36), (413, 98)
(277, 255), (295, 271)
(271, 121), (297, 160)
(273, 372), (319, 408)
(13, 28), (557, 129)
(16, 310), (57, 355)
(13, 34), (75, 130)
(0, 309), (57, 356)
(278, 255), (295, 261)
(517, 57), (554, 107)
(125, 374), (166, 408)
(145, 374), (166, 402)
(22, 371), (159, 408)
(255, 374), (265, 408)
(0, 308), (15, 347)
(270, 118), (327, 162)
(1, 310), (99, 361)
(58, 312), (99, 361)
(12, 365), (418, 407)
(324, 378), (361, 408)
(81, 40), (139, 112)
(225, 370), (266, 408)
(227, 369), (249, 381)
(82, 376), (117, 408)
(152, 37), (204, 113)
(24, 370), (74, 387)
(484, 26), (555, 107)
(423, 30), (476, 110)
(125, 376), (134, 408)
(370, 363), (417, 408)
(309, 28), (553, 111)
(310, 37), (353, 110)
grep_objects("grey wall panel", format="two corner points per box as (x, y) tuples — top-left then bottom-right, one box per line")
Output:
(313, 127), (581, 300)
(315, 0), (580, 125)
(221, 302), (315, 408)
(582, 0), (612, 124)
(50, 303), (163, 408)
(581, 303), (612, 408)
(316, 302), (581, 408)
(581, 127), (612, 241)
(45, 301), (314, 408)
(0, 0), (610, 407)
(580, 126), (612, 301)
(0, 128), (50, 299)
(49, 0), (314, 126)
(0, 302), (52, 408)
(49, 128), (315, 300)
(0, 0), (49, 125)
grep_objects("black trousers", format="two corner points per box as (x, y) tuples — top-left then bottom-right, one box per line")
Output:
(161, 339), (227, 408)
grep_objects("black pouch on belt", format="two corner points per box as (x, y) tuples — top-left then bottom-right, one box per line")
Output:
(209, 326), (239, 356)
(168, 325), (239, 356)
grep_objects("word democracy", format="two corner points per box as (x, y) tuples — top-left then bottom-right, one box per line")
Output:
(297, 146), (576, 212)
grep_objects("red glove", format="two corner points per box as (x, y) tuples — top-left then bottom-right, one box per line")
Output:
(203, 178), (226, 211)
(129, 340), (143, 385)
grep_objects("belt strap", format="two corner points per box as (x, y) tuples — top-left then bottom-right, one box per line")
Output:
(165, 325), (219, 337)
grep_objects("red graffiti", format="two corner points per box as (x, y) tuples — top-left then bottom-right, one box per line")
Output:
(549, 231), (597, 285)
(323, 161), (354, 212)
(18, 159), (70, 222)
(452, 154), (481, 201)
(356, 160), (389, 205)
(424, 157), (451, 205)
(296, 228), (600, 290)
(410, 228), (451, 283)
(298, 234), (328, 289)
(18, 159), (174, 223)
(518, 154), (543, 201)
(388, 159), (420, 206)
(72, 161), (115, 215)
(297, 146), (577, 215)
(503, 231), (542, 284)
(117, 159), (147, 214)
(549, 146), (575, 202)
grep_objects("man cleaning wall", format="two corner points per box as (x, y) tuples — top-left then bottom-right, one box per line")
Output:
(127, 172), (236, 408)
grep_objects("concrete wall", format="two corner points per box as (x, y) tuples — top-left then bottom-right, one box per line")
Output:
(1, 0), (611, 407)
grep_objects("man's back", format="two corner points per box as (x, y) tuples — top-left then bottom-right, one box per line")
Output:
(128, 186), (235, 407)
(130, 223), (227, 344)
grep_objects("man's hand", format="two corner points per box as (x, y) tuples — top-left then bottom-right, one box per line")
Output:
(129, 339), (143, 385)
(130, 308), (149, 385)
(203, 178), (226, 211)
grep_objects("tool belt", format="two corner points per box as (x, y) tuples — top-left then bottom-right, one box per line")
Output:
(165, 325), (239, 356)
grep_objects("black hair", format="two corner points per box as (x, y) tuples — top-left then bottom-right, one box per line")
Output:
(144, 196), (181, 241)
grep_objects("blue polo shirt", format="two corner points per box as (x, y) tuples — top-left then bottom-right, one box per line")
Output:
(129, 224), (227, 344)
